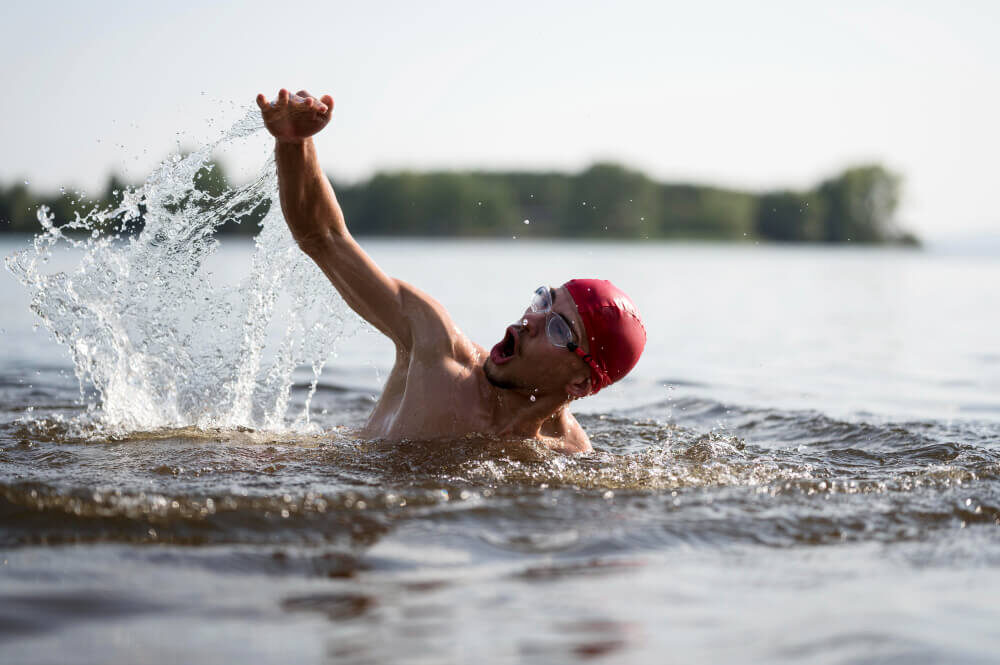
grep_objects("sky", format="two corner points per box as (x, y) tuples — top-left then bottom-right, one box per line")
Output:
(1, 0), (998, 241)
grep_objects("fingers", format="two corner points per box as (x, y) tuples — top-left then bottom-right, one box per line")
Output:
(258, 88), (332, 115)
(293, 90), (322, 111)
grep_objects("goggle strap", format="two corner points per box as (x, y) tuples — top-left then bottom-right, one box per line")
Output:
(566, 343), (609, 394)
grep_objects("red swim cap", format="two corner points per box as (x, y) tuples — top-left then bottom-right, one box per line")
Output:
(563, 279), (646, 394)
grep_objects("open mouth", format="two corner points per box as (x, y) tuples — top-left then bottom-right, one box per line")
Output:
(489, 326), (519, 365)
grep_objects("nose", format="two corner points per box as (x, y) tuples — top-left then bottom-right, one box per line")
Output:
(521, 310), (546, 337)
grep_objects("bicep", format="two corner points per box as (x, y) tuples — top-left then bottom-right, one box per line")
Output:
(302, 233), (458, 354)
(301, 232), (410, 346)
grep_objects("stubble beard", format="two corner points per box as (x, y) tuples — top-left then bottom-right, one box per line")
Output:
(483, 358), (528, 391)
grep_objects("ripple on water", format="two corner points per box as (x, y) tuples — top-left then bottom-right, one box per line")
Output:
(1, 402), (998, 554)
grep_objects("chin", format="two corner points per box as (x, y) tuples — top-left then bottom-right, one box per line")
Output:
(483, 358), (523, 391)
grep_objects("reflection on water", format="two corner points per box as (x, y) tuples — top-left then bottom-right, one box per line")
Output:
(3, 372), (998, 661)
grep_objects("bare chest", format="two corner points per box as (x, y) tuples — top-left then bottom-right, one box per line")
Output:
(364, 354), (491, 440)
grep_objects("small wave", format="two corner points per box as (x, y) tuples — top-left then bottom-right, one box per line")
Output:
(3, 394), (999, 553)
(0, 481), (393, 547)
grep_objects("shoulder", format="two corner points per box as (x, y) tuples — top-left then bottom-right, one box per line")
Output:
(396, 280), (479, 363)
(540, 410), (592, 454)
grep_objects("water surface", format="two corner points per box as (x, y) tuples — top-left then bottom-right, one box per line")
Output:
(2, 118), (999, 663)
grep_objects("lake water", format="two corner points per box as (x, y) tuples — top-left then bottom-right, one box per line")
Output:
(2, 231), (999, 664)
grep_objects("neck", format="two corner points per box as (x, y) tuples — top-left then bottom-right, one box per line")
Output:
(483, 382), (570, 438)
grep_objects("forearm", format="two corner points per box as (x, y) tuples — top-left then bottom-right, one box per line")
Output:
(272, 137), (411, 345)
(274, 138), (346, 248)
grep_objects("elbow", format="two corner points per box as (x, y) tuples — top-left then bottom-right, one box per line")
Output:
(294, 229), (340, 259)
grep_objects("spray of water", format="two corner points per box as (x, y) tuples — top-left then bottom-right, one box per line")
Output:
(5, 108), (358, 435)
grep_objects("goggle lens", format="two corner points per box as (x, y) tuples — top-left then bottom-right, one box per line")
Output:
(530, 286), (551, 313)
(528, 286), (577, 349)
(546, 314), (576, 348)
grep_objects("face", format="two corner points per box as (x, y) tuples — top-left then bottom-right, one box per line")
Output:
(484, 285), (592, 395)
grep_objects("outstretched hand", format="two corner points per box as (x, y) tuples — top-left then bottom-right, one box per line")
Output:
(256, 89), (334, 142)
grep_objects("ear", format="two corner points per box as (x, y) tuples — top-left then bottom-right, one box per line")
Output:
(565, 374), (591, 399)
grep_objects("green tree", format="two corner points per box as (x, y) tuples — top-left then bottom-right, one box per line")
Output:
(0, 183), (35, 232)
(816, 165), (900, 242)
(485, 171), (572, 237)
(568, 163), (661, 238)
(1, 159), (918, 244)
(345, 171), (519, 236)
(755, 190), (825, 241)
(659, 184), (755, 239)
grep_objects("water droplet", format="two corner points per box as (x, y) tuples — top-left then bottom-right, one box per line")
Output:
(523, 219), (530, 225)
(529, 395), (536, 402)
(13, 109), (358, 434)
(512, 235), (517, 239)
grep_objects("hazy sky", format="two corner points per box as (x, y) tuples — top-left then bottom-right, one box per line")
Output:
(2, 1), (997, 240)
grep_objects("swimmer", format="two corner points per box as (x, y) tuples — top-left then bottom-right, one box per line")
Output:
(256, 89), (645, 453)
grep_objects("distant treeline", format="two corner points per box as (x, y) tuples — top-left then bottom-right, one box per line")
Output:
(0, 161), (918, 244)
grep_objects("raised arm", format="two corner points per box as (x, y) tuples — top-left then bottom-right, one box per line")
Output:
(256, 89), (414, 347)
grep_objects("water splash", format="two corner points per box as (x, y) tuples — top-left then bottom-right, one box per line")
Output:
(5, 107), (358, 435)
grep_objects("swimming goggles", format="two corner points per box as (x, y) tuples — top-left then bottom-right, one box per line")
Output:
(529, 286), (578, 348)
(530, 286), (610, 390)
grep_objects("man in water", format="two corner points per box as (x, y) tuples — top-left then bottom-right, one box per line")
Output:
(256, 89), (646, 453)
